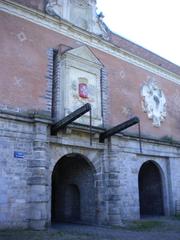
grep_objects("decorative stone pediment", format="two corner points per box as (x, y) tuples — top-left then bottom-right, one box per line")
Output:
(45, 0), (109, 39)
(55, 46), (103, 126)
(141, 80), (167, 127)
(66, 46), (102, 65)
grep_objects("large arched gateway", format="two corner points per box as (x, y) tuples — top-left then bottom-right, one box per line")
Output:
(51, 153), (96, 224)
(138, 161), (164, 217)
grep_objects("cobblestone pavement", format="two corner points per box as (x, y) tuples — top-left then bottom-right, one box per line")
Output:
(0, 217), (180, 240)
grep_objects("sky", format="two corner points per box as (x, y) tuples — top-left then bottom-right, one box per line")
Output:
(96, 0), (180, 67)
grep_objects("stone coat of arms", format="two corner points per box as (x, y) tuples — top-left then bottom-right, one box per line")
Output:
(141, 81), (167, 127)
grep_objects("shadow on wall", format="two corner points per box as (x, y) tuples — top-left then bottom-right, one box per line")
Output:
(138, 161), (165, 217)
(51, 153), (96, 224)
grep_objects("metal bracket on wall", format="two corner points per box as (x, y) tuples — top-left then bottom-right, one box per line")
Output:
(51, 103), (92, 145)
(99, 116), (142, 153)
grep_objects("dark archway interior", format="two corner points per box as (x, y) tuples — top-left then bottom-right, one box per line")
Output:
(138, 161), (164, 217)
(51, 154), (96, 224)
(63, 184), (80, 221)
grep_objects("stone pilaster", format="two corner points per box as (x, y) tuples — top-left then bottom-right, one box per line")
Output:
(28, 119), (49, 230)
(167, 157), (180, 215)
(107, 149), (123, 226)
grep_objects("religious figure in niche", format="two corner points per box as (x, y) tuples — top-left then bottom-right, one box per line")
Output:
(141, 80), (167, 127)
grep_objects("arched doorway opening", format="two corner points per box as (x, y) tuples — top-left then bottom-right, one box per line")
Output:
(138, 161), (164, 217)
(51, 153), (96, 224)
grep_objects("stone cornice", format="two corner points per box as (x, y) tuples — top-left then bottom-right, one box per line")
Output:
(1, 0), (180, 84)
(0, 110), (52, 124)
(0, 108), (180, 151)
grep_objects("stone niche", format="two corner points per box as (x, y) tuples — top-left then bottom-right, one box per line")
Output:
(46, 0), (95, 31)
(46, 0), (109, 39)
(56, 46), (103, 126)
(70, 0), (93, 31)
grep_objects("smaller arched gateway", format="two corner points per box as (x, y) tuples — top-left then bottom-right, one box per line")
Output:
(138, 161), (165, 217)
(51, 153), (96, 224)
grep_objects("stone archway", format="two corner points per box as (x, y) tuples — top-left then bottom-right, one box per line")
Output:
(138, 161), (164, 217)
(51, 153), (96, 224)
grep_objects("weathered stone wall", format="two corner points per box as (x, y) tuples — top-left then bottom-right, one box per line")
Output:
(0, 113), (51, 229)
(52, 155), (96, 223)
(0, 115), (33, 229)
(49, 130), (108, 225)
(106, 135), (180, 221)
(0, 112), (180, 229)
(28, 120), (49, 230)
(0, 112), (109, 229)
(1, 1), (180, 230)
(168, 157), (180, 215)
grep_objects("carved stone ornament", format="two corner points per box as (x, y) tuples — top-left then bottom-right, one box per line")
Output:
(56, 46), (103, 126)
(141, 80), (167, 127)
(45, 0), (109, 39)
(45, 0), (63, 18)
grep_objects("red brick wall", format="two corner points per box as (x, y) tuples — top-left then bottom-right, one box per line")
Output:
(0, 12), (80, 112)
(91, 49), (180, 140)
(1, 12), (180, 140)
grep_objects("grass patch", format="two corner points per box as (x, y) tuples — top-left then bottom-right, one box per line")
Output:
(128, 220), (163, 231)
(174, 215), (180, 220)
(0, 230), (45, 240)
(50, 231), (65, 237)
(0, 230), (65, 240)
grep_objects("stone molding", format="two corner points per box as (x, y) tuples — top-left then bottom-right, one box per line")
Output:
(0, 110), (52, 124)
(1, 0), (180, 85)
(0, 108), (179, 152)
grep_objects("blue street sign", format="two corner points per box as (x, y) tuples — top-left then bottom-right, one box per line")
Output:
(14, 151), (25, 159)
